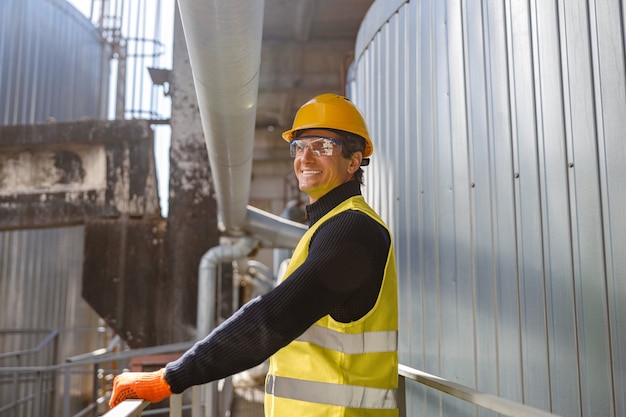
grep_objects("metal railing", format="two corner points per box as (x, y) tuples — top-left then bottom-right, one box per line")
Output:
(104, 361), (564, 417)
(0, 332), (193, 417)
(1, 331), (564, 417)
(0, 329), (60, 416)
(0, 330), (558, 417)
(0, 329), (59, 363)
(397, 364), (563, 417)
(100, 400), (148, 417)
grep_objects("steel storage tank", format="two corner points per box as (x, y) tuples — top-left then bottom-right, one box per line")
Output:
(0, 1), (112, 414)
(349, 0), (626, 417)
(0, 0), (110, 125)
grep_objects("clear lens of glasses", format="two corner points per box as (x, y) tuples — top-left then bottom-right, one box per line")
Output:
(290, 136), (342, 157)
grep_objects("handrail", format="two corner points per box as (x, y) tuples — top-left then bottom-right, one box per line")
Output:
(0, 341), (195, 373)
(66, 335), (122, 362)
(106, 361), (564, 417)
(1, 340), (565, 417)
(100, 399), (149, 417)
(398, 364), (563, 417)
(0, 329), (59, 360)
(0, 340), (194, 417)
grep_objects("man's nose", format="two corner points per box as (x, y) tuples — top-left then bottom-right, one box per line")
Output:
(301, 145), (317, 160)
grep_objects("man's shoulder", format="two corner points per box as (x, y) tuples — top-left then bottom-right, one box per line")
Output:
(323, 209), (388, 238)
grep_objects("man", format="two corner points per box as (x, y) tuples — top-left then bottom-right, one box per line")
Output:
(109, 93), (399, 416)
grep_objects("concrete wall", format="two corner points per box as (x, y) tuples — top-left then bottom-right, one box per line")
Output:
(161, 5), (221, 344)
(0, 120), (159, 229)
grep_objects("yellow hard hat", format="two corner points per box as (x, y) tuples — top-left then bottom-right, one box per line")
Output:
(282, 93), (374, 158)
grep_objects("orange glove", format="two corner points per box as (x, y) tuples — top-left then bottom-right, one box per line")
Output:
(109, 368), (173, 408)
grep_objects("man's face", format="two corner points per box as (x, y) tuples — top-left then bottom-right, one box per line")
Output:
(292, 129), (361, 203)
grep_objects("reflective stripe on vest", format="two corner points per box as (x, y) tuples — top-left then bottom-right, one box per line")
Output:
(296, 325), (397, 354)
(266, 374), (398, 409)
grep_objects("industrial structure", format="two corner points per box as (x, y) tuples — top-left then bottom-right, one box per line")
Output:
(0, 0), (624, 416)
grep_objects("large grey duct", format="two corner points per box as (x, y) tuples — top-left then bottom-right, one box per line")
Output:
(177, 0), (307, 246)
(244, 205), (306, 249)
(176, 0), (263, 233)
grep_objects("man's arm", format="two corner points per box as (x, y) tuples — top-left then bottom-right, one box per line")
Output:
(110, 210), (386, 405)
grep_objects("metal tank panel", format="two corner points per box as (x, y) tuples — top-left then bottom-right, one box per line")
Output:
(0, 226), (102, 414)
(349, 0), (626, 416)
(0, 0), (110, 125)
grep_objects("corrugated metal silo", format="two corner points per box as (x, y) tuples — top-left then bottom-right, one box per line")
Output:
(0, 226), (104, 415)
(349, 0), (625, 416)
(0, 0), (110, 125)
(0, 1), (112, 414)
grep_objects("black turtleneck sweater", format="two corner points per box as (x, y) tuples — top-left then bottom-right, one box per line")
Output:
(165, 180), (391, 393)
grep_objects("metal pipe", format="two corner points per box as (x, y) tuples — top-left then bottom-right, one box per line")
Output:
(245, 259), (275, 290)
(196, 237), (258, 338)
(194, 237), (258, 417)
(176, 0), (307, 250)
(176, 0), (265, 234)
(243, 205), (307, 249)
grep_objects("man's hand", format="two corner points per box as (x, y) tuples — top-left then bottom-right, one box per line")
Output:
(109, 368), (173, 408)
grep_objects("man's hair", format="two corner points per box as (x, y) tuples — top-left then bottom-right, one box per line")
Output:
(335, 130), (366, 185)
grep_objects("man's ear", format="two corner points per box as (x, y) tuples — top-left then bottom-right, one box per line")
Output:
(348, 152), (363, 174)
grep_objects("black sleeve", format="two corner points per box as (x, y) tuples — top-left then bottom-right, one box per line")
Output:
(164, 210), (389, 393)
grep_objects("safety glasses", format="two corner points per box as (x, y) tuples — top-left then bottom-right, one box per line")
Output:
(289, 136), (343, 157)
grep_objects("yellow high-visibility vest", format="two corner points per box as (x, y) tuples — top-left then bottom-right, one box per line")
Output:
(265, 195), (399, 417)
